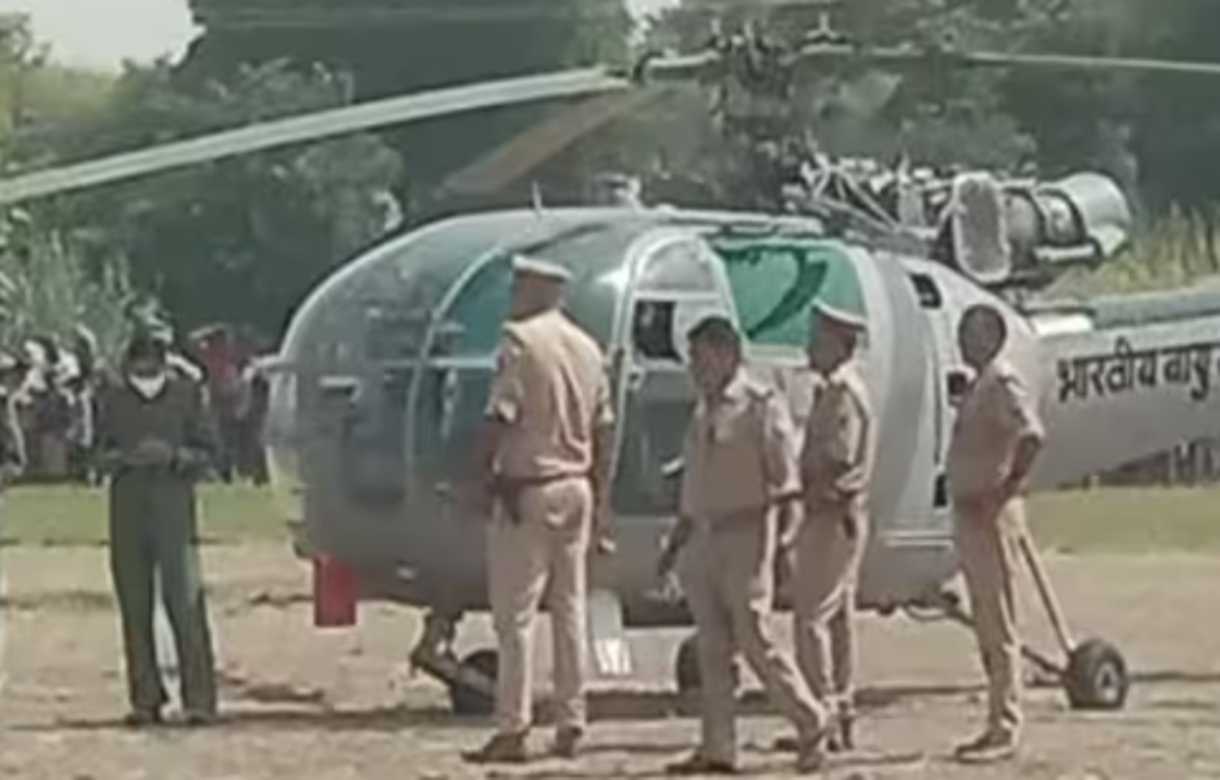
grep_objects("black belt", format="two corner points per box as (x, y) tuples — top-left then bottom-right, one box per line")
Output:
(489, 473), (588, 525)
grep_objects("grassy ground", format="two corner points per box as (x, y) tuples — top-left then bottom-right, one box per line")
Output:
(0, 484), (287, 547)
(1028, 486), (1220, 554)
(1, 483), (1219, 552)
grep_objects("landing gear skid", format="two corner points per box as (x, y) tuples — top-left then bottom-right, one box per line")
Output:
(408, 611), (499, 716)
(924, 533), (1130, 711)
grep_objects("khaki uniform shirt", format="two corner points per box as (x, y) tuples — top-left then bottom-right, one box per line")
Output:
(679, 368), (800, 525)
(947, 357), (1044, 503)
(761, 364), (821, 455)
(485, 309), (614, 479)
(802, 359), (875, 515)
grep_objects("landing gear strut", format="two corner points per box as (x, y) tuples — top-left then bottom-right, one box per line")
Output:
(408, 611), (500, 716)
(928, 533), (1129, 711)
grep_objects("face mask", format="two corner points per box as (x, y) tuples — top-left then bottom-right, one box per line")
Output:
(128, 372), (167, 400)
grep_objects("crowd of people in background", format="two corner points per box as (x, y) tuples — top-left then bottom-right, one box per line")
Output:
(0, 320), (272, 488)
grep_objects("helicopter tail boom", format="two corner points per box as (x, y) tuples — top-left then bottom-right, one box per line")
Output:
(1031, 289), (1220, 487)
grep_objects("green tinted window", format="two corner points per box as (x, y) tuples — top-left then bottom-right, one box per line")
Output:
(712, 240), (852, 347)
(439, 254), (513, 357)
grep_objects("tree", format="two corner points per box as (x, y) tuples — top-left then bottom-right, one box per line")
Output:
(14, 60), (405, 338)
(179, 0), (633, 218)
(0, 210), (139, 364)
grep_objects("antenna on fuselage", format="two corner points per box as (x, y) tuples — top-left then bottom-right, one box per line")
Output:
(531, 181), (544, 215)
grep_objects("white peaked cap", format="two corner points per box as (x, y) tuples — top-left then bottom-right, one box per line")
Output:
(511, 253), (571, 282)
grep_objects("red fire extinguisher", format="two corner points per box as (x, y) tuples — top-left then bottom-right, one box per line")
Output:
(313, 555), (358, 628)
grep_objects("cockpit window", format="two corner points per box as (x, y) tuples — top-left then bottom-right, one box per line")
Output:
(636, 239), (718, 293)
(711, 240), (851, 347)
(632, 300), (680, 360)
(364, 306), (430, 361)
(436, 254), (513, 357)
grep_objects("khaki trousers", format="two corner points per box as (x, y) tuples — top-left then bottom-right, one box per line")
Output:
(792, 508), (867, 718)
(487, 477), (591, 735)
(955, 497), (1025, 741)
(679, 513), (827, 765)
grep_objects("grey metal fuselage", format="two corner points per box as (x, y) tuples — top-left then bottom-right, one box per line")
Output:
(266, 206), (1220, 627)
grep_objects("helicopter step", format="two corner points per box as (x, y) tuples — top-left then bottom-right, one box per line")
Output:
(408, 588), (636, 716)
(408, 611), (498, 716)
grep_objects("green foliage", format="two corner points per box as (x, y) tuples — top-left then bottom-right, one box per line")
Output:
(1051, 209), (1220, 297)
(0, 212), (138, 363)
(18, 66), (115, 126)
(182, 0), (632, 218)
(15, 60), (405, 338)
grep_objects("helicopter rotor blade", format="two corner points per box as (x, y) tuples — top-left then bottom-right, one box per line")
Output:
(0, 67), (631, 207)
(639, 43), (1220, 83)
(439, 85), (676, 198)
(795, 45), (1220, 78)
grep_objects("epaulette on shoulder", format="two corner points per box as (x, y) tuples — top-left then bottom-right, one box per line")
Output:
(501, 321), (528, 343)
(744, 380), (775, 403)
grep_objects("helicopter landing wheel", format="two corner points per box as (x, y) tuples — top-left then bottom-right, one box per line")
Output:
(675, 634), (742, 697)
(449, 648), (498, 716)
(1064, 638), (1129, 711)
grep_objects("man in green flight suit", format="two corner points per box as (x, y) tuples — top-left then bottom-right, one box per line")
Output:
(96, 325), (220, 726)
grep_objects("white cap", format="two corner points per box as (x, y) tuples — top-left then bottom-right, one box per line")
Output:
(511, 253), (571, 283)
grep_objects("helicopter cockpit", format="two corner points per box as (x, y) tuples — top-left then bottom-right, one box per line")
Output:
(264, 206), (884, 591)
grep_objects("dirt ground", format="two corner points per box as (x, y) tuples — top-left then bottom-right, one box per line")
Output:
(2, 545), (1219, 780)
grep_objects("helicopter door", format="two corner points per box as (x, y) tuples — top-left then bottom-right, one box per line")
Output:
(908, 270), (968, 512)
(611, 235), (738, 516)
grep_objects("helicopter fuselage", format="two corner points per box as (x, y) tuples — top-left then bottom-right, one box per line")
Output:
(264, 205), (1220, 630)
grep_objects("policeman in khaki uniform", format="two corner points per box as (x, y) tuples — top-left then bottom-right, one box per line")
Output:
(776, 297), (875, 755)
(464, 255), (616, 765)
(947, 304), (1045, 764)
(659, 314), (830, 776)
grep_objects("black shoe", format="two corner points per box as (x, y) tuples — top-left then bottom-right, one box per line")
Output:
(774, 733), (844, 753)
(838, 713), (855, 751)
(122, 707), (163, 728)
(795, 737), (828, 774)
(665, 754), (738, 775)
(954, 730), (998, 757)
(552, 726), (584, 759)
(462, 733), (529, 764)
(956, 733), (1018, 764)
(183, 709), (218, 727)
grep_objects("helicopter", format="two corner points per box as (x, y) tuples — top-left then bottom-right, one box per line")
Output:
(7, 9), (1220, 720)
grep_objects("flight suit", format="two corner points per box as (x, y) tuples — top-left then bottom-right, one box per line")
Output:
(794, 359), (874, 725)
(678, 369), (827, 766)
(484, 308), (613, 737)
(947, 358), (1044, 744)
(96, 373), (219, 717)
